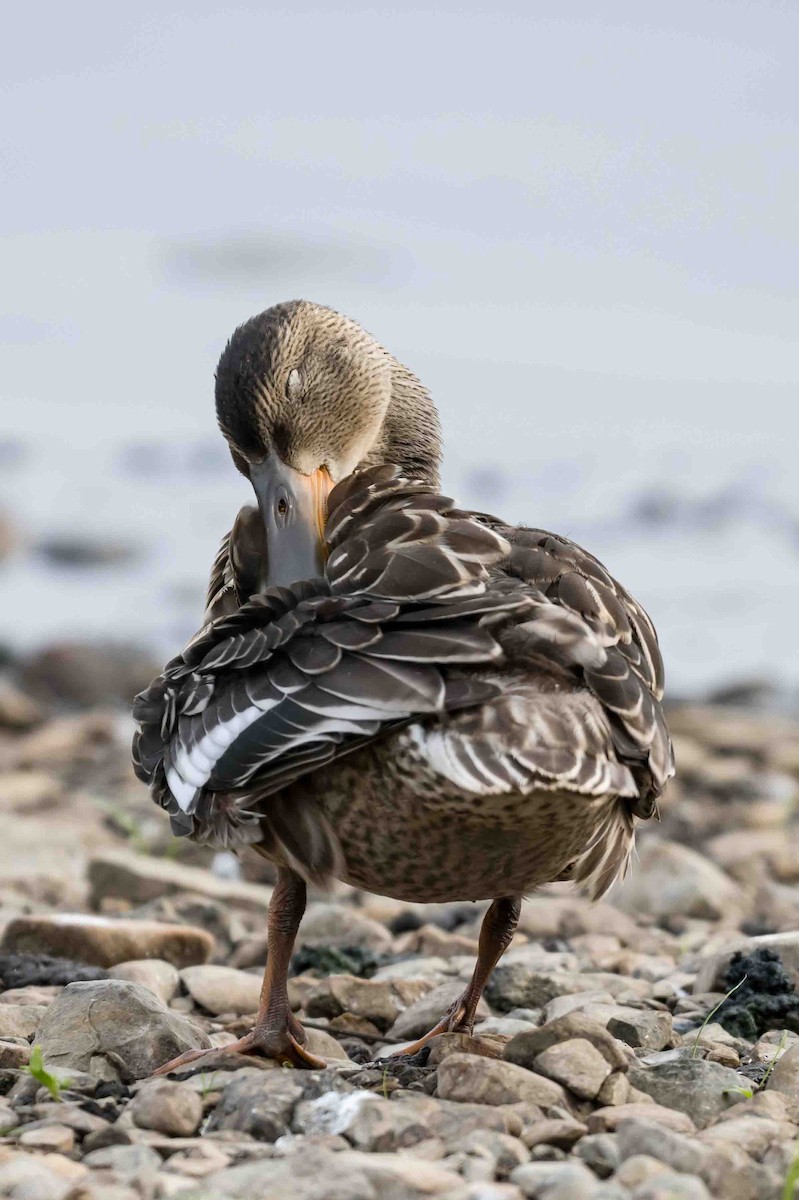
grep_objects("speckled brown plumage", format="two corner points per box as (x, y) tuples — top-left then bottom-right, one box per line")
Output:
(133, 300), (675, 1071)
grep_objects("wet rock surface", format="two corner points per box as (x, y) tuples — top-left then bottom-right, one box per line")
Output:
(0, 693), (796, 1197)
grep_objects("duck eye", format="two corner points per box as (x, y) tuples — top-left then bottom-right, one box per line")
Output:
(277, 497), (289, 517)
(286, 368), (302, 401)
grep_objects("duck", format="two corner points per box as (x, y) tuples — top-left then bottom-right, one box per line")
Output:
(132, 299), (674, 1073)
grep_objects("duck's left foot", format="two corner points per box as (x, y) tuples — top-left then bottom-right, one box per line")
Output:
(385, 895), (521, 1060)
(386, 997), (470, 1059)
(154, 1017), (326, 1075)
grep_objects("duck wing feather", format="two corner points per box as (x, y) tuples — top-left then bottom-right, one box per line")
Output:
(132, 467), (532, 863)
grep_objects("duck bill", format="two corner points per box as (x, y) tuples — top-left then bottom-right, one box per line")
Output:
(250, 455), (332, 589)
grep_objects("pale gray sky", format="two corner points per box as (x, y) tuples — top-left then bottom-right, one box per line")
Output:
(2, 1), (798, 689)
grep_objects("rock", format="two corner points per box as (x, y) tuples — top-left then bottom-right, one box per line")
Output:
(615, 1117), (706, 1175)
(36, 980), (210, 1079)
(387, 980), (490, 1042)
(108, 959), (179, 1004)
(0, 769), (62, 812)
(18, 1124), (76, 1153)
(587, 1104), (696, 1135)
(0, 1155), (75, 1200)
(698, 1113), (790, 1158)
(297, 1089), (523, 1150)
(81, 1143), (163, 1178)
(0, 683), (45, 730)
(185, 1150), (375, 1199)
(701, 1141), (782, 1200)
(296, 1089), (434, 1152)
(181, 965), (261, 1015)
(627, 1056), (745, 1128)
(336, 1151), (466, 1196)
(437, 1053), (570, 1109)
(0, 1003), (46, 1038)
(606, 1009), (672, 1052)
(299, 902), (393, 952)
(8, 711), (114, 769)
(762, 1041), (799, 1117)
(574, 1133), (621, 1178)
(544, 992), (615, 1023)
(306, 974), (432, 1032)
(0, 1039), (31, 1068)
(19, 639), (155, 706)
(128, 1079), (203, 1136)
(428, 1032), (506, 1065)
(1, 914), (214, 969)
(504, 1013), (630, 1073)
(597, 1073), (630, 1106)
(207, 1069), (306, 1140)
(0, 953), (107, 989)
(631, 1172), (712, 1199)
(612, 839), (742, 921)
(521, 1118), (587, 1149)
(693, 931), (799, 993)
(509, 1160), (599, 1197)
(88, 850), (274, 916)
(533, 1038), (611, 1100)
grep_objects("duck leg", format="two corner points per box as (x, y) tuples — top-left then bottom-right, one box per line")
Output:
(155, 866), (325, 1074)
(388, 895), (521, 1058)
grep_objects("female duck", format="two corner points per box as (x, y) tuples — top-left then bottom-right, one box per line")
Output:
(133, 300), (674, 1072)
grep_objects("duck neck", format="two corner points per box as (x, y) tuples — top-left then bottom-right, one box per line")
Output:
(365, 360), (442, 487)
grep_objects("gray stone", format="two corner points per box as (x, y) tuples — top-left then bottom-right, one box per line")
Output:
(505, 1013), (629, 1073)
(87, 849), (274, 915)
(128, 1079), (203, 1136)
(534, 1038), (612, 1099)
(306, 974), (432, 1032)
(458, 1128), (530, 1176)
(0, 1157), (75, 1200)
(763, 1041), (799, 1118)
(81, 1144), (163, 1177)
(36, 979), (210, 1079)
(587, 1104), (696, 1135)
(108, 959), (179, 1005)
(612, 839), (742, 921)
(510, 1160), (599, 1197)
(606, 1009), (672, 1052)
(615, 1118), (707, 1175)
(631, 1173), (712, 1199)
(438, 1053), (570, 1109)
(627, 1056), (746, 1128)
(387, 980), (490, 1042)
(181, 964), (261, 1015)
(207, 1068), (305, 1141)
(0, 1004), (47, 1038)
(574, 1133), (621, 1178)
(300, 902), (393, 951)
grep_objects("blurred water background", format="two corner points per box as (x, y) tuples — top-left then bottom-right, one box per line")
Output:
(2, 1), (797, 697)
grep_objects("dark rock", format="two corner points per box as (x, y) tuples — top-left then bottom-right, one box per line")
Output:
(0, 953), (107, 989)
(713, 948), (799, 1039)
(291, 944), (384, 979)
(207, 1068), (305, 1141)
(627, 1056), (746, 1128)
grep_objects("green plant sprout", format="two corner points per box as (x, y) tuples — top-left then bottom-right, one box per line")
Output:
(783, 1143), (799, 1200)
(691, 975), (747, 1059)
(25, 1045), (67, 1101)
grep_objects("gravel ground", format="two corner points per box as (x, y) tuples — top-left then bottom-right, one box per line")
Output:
(1, 672), (799, 1199)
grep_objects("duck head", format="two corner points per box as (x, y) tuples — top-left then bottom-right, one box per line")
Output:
(215, 300), (442, 588)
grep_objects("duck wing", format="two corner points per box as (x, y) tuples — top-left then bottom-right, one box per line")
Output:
(203, 505), (265, 623)
(495, 524), (675, 812)
(132, 467), (532, 858)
